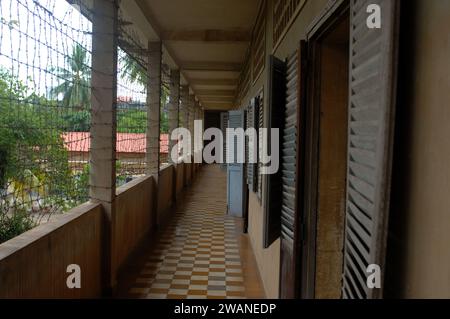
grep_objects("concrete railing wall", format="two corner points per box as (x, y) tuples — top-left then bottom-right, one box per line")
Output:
(176, 162), (185, 200)
(185, 163), (193, 186)
(0, 163), (200, 298)
(115, 175), (155, 274)
(157, 165), (175, 226)
(0, 202), (103, 298)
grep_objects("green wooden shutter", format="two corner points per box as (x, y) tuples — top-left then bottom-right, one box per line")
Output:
(343, 0), (400, 299)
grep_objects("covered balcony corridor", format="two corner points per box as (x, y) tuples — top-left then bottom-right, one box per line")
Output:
(5, 0), (448, 301)
(116, 165), (265, 299)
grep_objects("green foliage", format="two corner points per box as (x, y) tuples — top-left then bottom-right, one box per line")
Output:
(116, 161), (128, 186)
(117, 109), (146, 133)
(119, 51), (147, 87)
(0, 71), (73, 200)
(0, 209), (36, 244)
(72, 164), (90, 203)
(62, 110), (90, 132)
(0, 44), (171, 243)
(116, 108), (168, 134)
(47, 47), (169, 134)
(49, 44), (91, 110)
(160, 108), (169, 134)
(0, 68), (82, 243)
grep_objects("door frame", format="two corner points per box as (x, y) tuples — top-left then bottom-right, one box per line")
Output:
(300, 0), (350, 299)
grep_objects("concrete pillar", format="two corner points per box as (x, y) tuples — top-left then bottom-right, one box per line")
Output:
(193, 101), (203, 164)
(180, 86), (189, 131)
(179, 85), (190, 162)
(146, 41), (162, 180)
(90, 0), (118, 294)
(168, 70), (180, 165)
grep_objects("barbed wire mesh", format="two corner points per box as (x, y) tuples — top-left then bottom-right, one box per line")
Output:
(116, 13), (148, 185)
(117, 7), (172, 179)
(0, 0), (171, 243)
(0, 0), (93, 240)
(160, 65), (170, 168)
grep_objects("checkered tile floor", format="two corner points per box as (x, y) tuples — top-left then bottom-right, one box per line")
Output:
(118, 165), (261, 299)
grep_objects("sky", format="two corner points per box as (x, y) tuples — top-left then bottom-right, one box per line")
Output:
(0, 0), (145, 101)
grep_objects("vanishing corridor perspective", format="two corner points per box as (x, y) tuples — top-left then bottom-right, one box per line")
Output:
(2, 0), (450, 300)
(117, 166), (264, 299)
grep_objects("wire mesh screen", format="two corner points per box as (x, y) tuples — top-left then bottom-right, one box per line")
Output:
(160, 67), (170, 168)
(116, 9), (150, 185)
(0, 0), (92, 242)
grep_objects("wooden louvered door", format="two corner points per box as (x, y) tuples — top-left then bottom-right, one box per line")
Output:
(263, 56), (286, 249)
(343, 0), (400, 299)
(279, 42), (307, 299)
(257, 91), (264, 201)
(227, 110), (246, 218)
(246, 98), (258, 193)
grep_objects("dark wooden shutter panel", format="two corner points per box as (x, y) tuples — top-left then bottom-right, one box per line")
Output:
(220, 112), (229, 169)
(246, 98), (258, 192)
(343, 0), (400, 299)
(245, 105), (250, 176)
(257, 92), (264, 201)
(263, 56), (286, 249)
(245, 104), (252, 187)
(280, 42), (307, 299)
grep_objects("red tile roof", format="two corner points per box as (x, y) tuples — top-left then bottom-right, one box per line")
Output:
(62, 132), (169, 154)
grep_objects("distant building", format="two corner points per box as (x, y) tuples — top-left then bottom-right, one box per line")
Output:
(117, 96), (146, 110)
(62, 132), (169, 173)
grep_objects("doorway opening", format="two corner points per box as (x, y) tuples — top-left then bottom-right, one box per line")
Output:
(302, 7), (350, 299)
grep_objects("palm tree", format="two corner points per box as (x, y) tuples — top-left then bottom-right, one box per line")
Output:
(119, 50), (169, 103)
(119, 50), (147, 86)
(50, 44), (91, 110)
(119, 50), (170, 133)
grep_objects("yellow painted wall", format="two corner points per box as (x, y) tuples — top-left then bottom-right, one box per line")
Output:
(387, 0), (450, 299)
(248, 192), (280, 298)
(243, 0), (328, 299)
(244, 0), (450, 299)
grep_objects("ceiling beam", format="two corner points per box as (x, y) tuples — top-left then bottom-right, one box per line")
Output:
(181, 61), (242, 72)
(196, 89), (236, 97)
(161, 29), (251, 42)
(190, 79), (237, 86)
(203, 102), (235, 110)
(199, 97), (235, 103)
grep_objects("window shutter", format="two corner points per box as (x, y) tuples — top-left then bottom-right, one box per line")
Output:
(247, 98), (258, 192)
(220, 112), (229, 169)
(280, 41), (307, 298)
(245, 104), (252, 186)
(263, 55), (286, 249)
(257, 91), (264, 201)
(245, 105), (250, 175)
(343, 0), (400, 299)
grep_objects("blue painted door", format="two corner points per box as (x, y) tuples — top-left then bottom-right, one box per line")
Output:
(227, 110), (245, 217)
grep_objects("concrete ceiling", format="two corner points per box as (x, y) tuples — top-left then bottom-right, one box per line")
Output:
(133, 0), (261, 110)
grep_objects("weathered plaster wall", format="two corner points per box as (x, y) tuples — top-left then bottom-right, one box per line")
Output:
(244, 0), (328, 299)
(387, 0), (450, 299)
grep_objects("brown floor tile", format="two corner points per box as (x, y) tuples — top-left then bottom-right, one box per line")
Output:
(115, 165), (265, 300)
